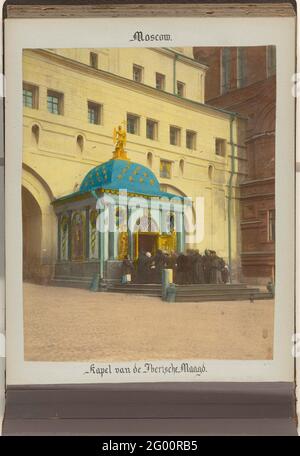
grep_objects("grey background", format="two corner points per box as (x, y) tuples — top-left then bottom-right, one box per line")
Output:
(2, 382), (298, 435)
(1, 0), (298, 436)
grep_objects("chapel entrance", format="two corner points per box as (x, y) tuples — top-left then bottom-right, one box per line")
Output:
(136, 233), (159, 257)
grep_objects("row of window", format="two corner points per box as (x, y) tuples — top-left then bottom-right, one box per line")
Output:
(128, 114), (198, 150)
(23, 83), (103, 125)
(88, 52), (187, 96)
(133, 63), (186, 96)
(158, 158), (215, 181)
(23, 83), (227, 155)
(127, 113), (226, 155)
(29, 121), (216, 182)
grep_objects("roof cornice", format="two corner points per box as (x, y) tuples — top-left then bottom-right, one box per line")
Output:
(154, 47), (208, 71)
(26, 49), (241, 119)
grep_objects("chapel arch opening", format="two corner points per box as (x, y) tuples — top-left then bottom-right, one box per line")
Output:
(22, 186), (42, 282)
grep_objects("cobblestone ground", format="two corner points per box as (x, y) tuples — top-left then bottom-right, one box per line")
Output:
(23, 283), (274, 361)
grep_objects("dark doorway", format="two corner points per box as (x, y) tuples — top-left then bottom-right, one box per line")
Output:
(22, 186), (42, 282)
(138, 233), (158, 256)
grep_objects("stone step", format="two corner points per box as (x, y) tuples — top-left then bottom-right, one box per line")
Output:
(175, 283), (248, 290)
(107, 291), (161, 297)
(112, 283), (162, 288)
(175, 292), (273, 302)
(175, 288), (261, 296)
(109, 284), (248, 291)
(108, 285), (162, 292)
(51, 276), (92, 289)
(107, 286), (162, 296)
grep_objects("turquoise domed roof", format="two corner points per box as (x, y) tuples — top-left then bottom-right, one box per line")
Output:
(80, 158), (178, 199)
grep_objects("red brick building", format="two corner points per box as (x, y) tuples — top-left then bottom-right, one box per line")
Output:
(194, 46), (276, 284)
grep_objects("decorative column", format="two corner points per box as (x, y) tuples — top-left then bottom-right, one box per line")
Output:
(127, 206), (134, 260)
(67, 210), (72, 261)
(176, 206), (185, 253)
(57, 213), (61, 261)
(98, 205), (105, 279)
(90, 191), (106, 291)
(158, 204), (163, 235)
(108, 203), (115, 260)
(85, 207), (90, 260)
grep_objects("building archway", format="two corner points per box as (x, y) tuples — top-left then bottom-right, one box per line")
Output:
(22, 165), (57, 283)
(22, 186), (42, 281)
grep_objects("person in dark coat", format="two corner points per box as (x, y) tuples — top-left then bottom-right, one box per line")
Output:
(203, 250), (211, 284)
(194, 251), (205, 284)
(121, 256), (134, 284)
(221, 263), (230, 284)
(217, 257), (225, 284)
(186, 250), (195, 284)
(145, 251), (154, 283)
(189, 250), (198, 284)
(176, 253), (186, 284)
(209, 252), (219, 284)
(153, 249), (166, 283)
(136, 251), (148, 283)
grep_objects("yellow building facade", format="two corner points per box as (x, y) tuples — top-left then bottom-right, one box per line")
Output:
(22, 47), (246, 284)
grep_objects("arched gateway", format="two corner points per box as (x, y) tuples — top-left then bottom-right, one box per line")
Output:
(22, 165), (57, 284)
(52, 125), (188, 288)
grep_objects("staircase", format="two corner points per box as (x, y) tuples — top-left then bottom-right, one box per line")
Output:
(106, 282), (273, 302)
(50, 275), (273, 302)
(51, 275), (92, 289)
(173, 283), (273, 302)
(107, 283), (162, 297)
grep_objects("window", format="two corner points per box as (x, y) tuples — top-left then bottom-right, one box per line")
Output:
(177, 81), (185, 97)
(237, 47), (247, 88)
(133, 65), (143, 83)
(156, 73), (165, 90)
(146, 119), (158, 140)
(267, 46), (276, 77)
(23, 83), (38, 109)
(170, 126), (181, 146)
(90, 52), (98, 69)
(127, 113), (140, 135)
(268, 209), (275, 241)
(160, 160), (172, 179)
(215, 138), (226, 157)
(186, 130), (197, 150)
(221, 47), (231, 94)
(88, 101), (102, 125)
(47, 90), (63, 115)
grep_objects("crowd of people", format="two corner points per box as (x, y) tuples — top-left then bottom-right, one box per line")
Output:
(121, 249), (230, 285)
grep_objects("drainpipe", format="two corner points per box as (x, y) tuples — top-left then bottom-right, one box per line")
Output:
(173, 54), (178, 95)
(227, 115), (236, 283)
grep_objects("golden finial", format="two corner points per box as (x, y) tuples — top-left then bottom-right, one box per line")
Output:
(113, 121), (129, 160)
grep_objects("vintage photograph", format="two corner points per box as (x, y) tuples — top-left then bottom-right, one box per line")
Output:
(22, 46), (276, 362)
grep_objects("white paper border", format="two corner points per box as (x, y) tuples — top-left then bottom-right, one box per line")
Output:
(4, 16), (296, 384)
